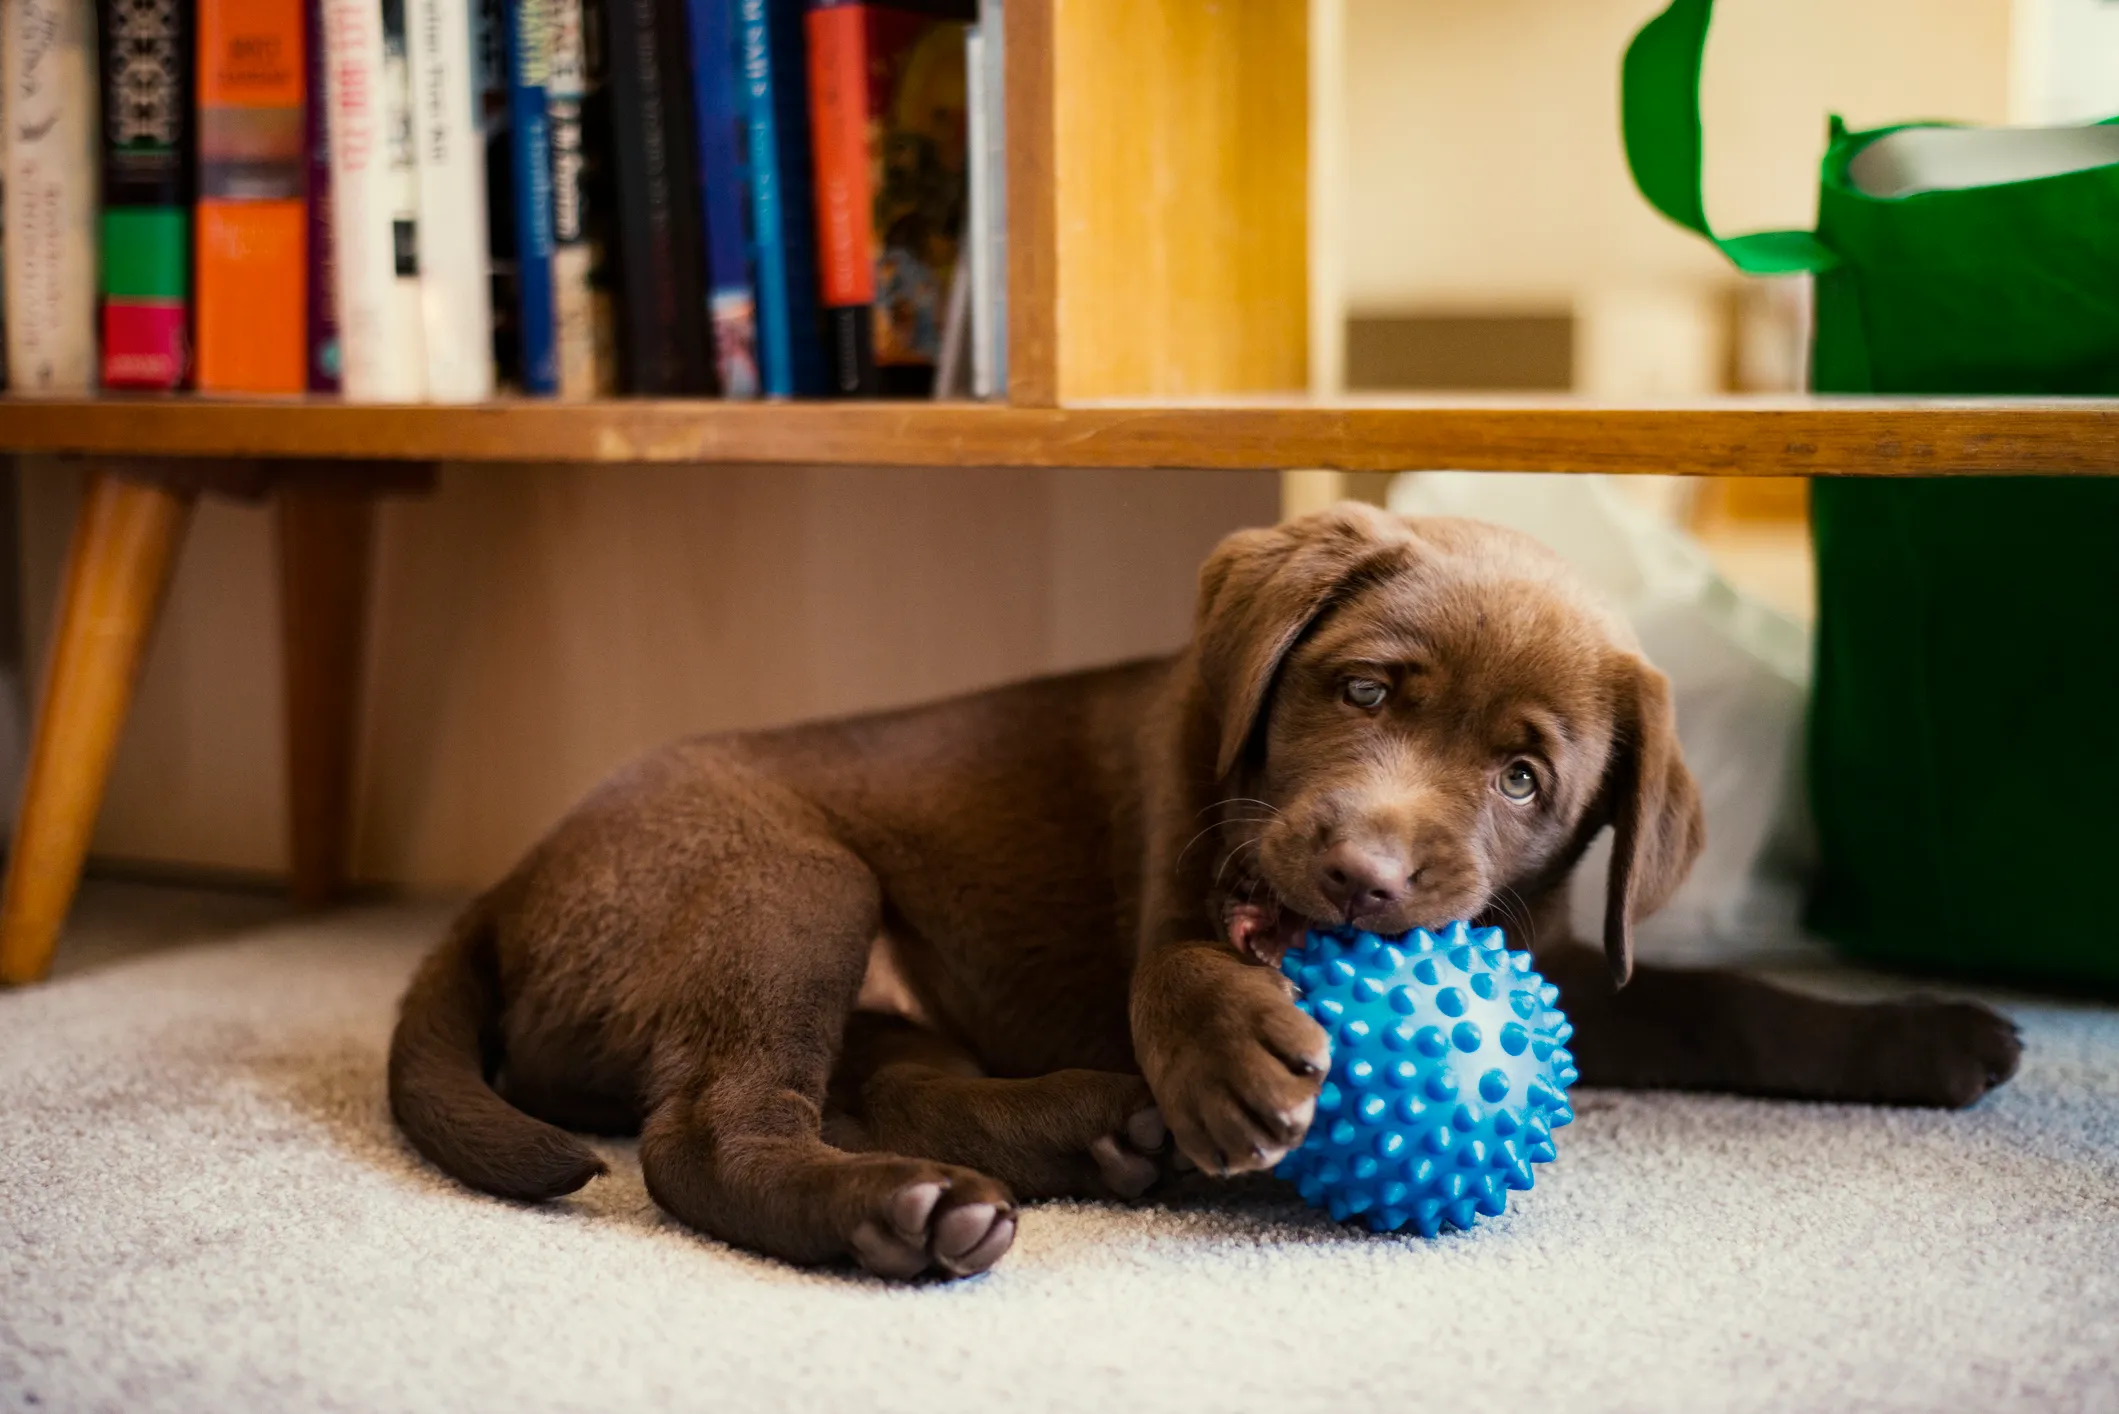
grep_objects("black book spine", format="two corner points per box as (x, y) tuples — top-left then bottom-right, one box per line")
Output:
(653, 0), (711, 391)
(826, 306), (875, 397)
(603, 0), (710, 393)
(480, 0), (522, 385)
(97, 0), (195, 389)
(98, 0), (193, 210)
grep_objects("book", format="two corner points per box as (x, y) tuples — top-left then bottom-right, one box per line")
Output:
(962, 15), (985, 398)
(685, 0), (758, 397)
(305, 0), (342, 390)
(324, 0), (422, 399)
(475, 0), (518, 384)
(805, 0), (972, 397)
(603, 0), (710, 393)
(380, 0), (430, 395)
(6, 0), (100, 394)
(196, 0), (309, 393)
(965, 0), (1002, 398)
(1, 22), (8, 389)
(98, 0), (193, 389)
(737, 0), (825, 397)
(548, 0), (616, 396)
(407, 0), (495, 400)
(504, 0), (557, 394)
(930, 236), (967, 397)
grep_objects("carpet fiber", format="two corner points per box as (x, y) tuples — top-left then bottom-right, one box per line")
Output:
(4, 897), (2117, 1413)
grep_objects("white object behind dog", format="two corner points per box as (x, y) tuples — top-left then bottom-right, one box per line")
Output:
(1388, 472), (1821, 966)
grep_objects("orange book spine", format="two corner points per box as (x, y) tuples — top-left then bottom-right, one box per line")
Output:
(196, 0), (309, 393)
(805, 6), (873, 311)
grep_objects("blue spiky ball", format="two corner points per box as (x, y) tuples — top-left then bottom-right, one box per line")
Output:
(1275, 921), (1578, 1237)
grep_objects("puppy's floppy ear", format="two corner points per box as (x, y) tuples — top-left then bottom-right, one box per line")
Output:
(1600, 658), (1704, 988)
(1192, 503), (1410, 779)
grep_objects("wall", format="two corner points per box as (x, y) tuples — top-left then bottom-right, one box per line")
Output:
(1338, 0), (2014, 315)
(16, 463), (1279, 892)
(2013, 0), (2119, 123)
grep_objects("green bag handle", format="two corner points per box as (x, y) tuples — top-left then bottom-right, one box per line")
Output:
(1622, 0), (1841, 274)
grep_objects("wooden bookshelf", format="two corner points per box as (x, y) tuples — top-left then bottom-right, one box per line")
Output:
(5, 0), (2107, 480)
(1, 394), (2116, 475)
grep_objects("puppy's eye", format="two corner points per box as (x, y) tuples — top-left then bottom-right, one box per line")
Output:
(1343, 678), (1389, 709)
(1498, 760), (1540, 803)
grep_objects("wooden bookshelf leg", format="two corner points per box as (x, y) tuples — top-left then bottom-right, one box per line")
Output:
(1280, 469), (1347, 520)
(1280, 469), (1396, 521)
(0, 472), (195, 984)
(277, 482), (375, 910)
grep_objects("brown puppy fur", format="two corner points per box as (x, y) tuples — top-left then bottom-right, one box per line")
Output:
(390, 504), (2021, 1279)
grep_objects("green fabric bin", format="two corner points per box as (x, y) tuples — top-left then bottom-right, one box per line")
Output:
(1623, 0), (2119, 988)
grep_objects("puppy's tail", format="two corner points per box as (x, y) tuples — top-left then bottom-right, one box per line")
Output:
(388, 903), (606, 1202)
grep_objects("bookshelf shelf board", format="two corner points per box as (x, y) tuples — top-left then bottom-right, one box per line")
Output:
(2, 394), (2116, 475)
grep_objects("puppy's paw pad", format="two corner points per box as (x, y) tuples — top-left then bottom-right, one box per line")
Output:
(851, 1169), (1017, 1281)
(888, 1180), (944, 1239)
(850, 1218), (930, 1280)
(1125, 1105), (1167, 1152)
(932, 1200), (1015, 1276)
(1090, 1135), (1159, 1199)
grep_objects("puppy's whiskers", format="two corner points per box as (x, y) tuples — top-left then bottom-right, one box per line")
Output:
(1198, 797), (1284, 819)
(1481, 884), (1537, 952)
(1174, 807), (1280, 874)
(1173, 823), (1228, 871)
(1213, 835), (1265, 892)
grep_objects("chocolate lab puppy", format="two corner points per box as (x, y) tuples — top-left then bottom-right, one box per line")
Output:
(390, 503), (2020, 1279)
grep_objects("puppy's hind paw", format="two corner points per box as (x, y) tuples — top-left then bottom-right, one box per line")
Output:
(1089, 1106), (1167, 1200)
(848, 1167), (1018, 1280)
(1872, 996), (2024, 1108)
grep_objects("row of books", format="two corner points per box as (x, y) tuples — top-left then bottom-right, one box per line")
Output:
(0, 0), (1007, 401)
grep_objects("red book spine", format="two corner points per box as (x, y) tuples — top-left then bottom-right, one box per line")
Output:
(805, 3), (874, 393)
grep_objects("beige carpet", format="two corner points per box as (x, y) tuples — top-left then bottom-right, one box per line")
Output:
(4, 890), (2117, 1413)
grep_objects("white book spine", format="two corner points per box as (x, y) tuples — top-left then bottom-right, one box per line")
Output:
(4, 0), (98, 394)
(326, 0), (422, 401)
(1, 11), (9, 389)
(964, 26), (991, 400)
(975, 0), (1006, 398)
(407, 0), (492, 401)
(381, 0), (429, 399)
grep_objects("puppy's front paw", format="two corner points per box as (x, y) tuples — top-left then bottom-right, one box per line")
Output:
(1152, 988), (1331, 1176)
(1868, 996), (2023, 1108)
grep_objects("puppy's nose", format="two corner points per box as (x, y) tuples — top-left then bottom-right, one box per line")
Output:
(1317, 842), (1410, 917)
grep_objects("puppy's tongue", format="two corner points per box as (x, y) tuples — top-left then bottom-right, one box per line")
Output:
(1224, 903), (1310, 968)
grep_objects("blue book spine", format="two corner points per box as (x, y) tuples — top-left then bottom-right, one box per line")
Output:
(739, 0), (828, 397)
(688, 0), (760, 397)
(506, 0), (560, 395)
